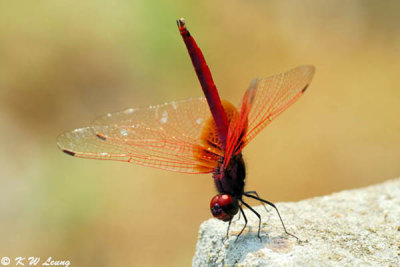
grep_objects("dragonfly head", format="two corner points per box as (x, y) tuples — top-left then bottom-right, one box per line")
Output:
(210, 194), (239, 222)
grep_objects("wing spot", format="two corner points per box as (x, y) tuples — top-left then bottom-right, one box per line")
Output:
(107, 113), (112, 117)
(100, 152), (108, 156)
(62, 149), (75, 156)
(301, 84), (309, 93)
(96, 133), (107, 140)
(120, 129), (129, 136)
(196, 118), (203, 124)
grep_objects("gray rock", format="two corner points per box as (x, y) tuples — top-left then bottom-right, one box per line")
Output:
(193, 178), (400, 266)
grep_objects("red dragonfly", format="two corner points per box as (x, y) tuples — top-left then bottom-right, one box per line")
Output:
(57, 18), (315, 241)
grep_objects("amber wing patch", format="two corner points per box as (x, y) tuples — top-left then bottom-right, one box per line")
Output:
(193, 100), (239, 172)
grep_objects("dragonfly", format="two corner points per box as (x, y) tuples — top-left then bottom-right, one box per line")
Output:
(57, 18), (315, 241)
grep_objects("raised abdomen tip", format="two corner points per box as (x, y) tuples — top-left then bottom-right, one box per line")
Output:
(177, 18), (186, 30)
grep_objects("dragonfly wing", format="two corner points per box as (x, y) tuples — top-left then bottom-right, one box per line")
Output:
(243, 65), (315, 146)
(223, 65), (315, 166)
(223, 78), (258, 166)
(57, 97), (218, 174)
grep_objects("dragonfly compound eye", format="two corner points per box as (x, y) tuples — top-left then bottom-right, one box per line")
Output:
(210, 194), (239, 222)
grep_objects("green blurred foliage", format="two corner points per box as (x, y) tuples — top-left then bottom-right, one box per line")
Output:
(0, 0), (399, 266)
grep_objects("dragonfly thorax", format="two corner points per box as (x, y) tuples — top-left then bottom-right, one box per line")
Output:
(210, 153), (246, 221)
(213, 153), (246, 197)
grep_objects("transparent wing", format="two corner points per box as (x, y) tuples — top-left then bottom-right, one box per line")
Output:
(57, 98), (220, 174)
(225, 65), (315, 160)
(223, 78), (257, 166)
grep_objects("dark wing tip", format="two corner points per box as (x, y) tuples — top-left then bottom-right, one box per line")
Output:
(62, 149), (76, 156)
(96, 133), (107, 140)
(301, 84), (309, 93)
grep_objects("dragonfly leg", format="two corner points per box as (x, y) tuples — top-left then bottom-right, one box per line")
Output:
(243, 193), (299, 242)
(236, 202), (243, 221)
(244, 190), (270, 214)
(235, 204), (248, 242)
(225, 219), (232, 239)
(241, 199), (262, 240)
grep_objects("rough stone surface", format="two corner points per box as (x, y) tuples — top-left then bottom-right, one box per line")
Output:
(192, 178), (400, 266)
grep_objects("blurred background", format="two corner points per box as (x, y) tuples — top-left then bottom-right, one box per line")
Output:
(0, 0), (399, 266)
